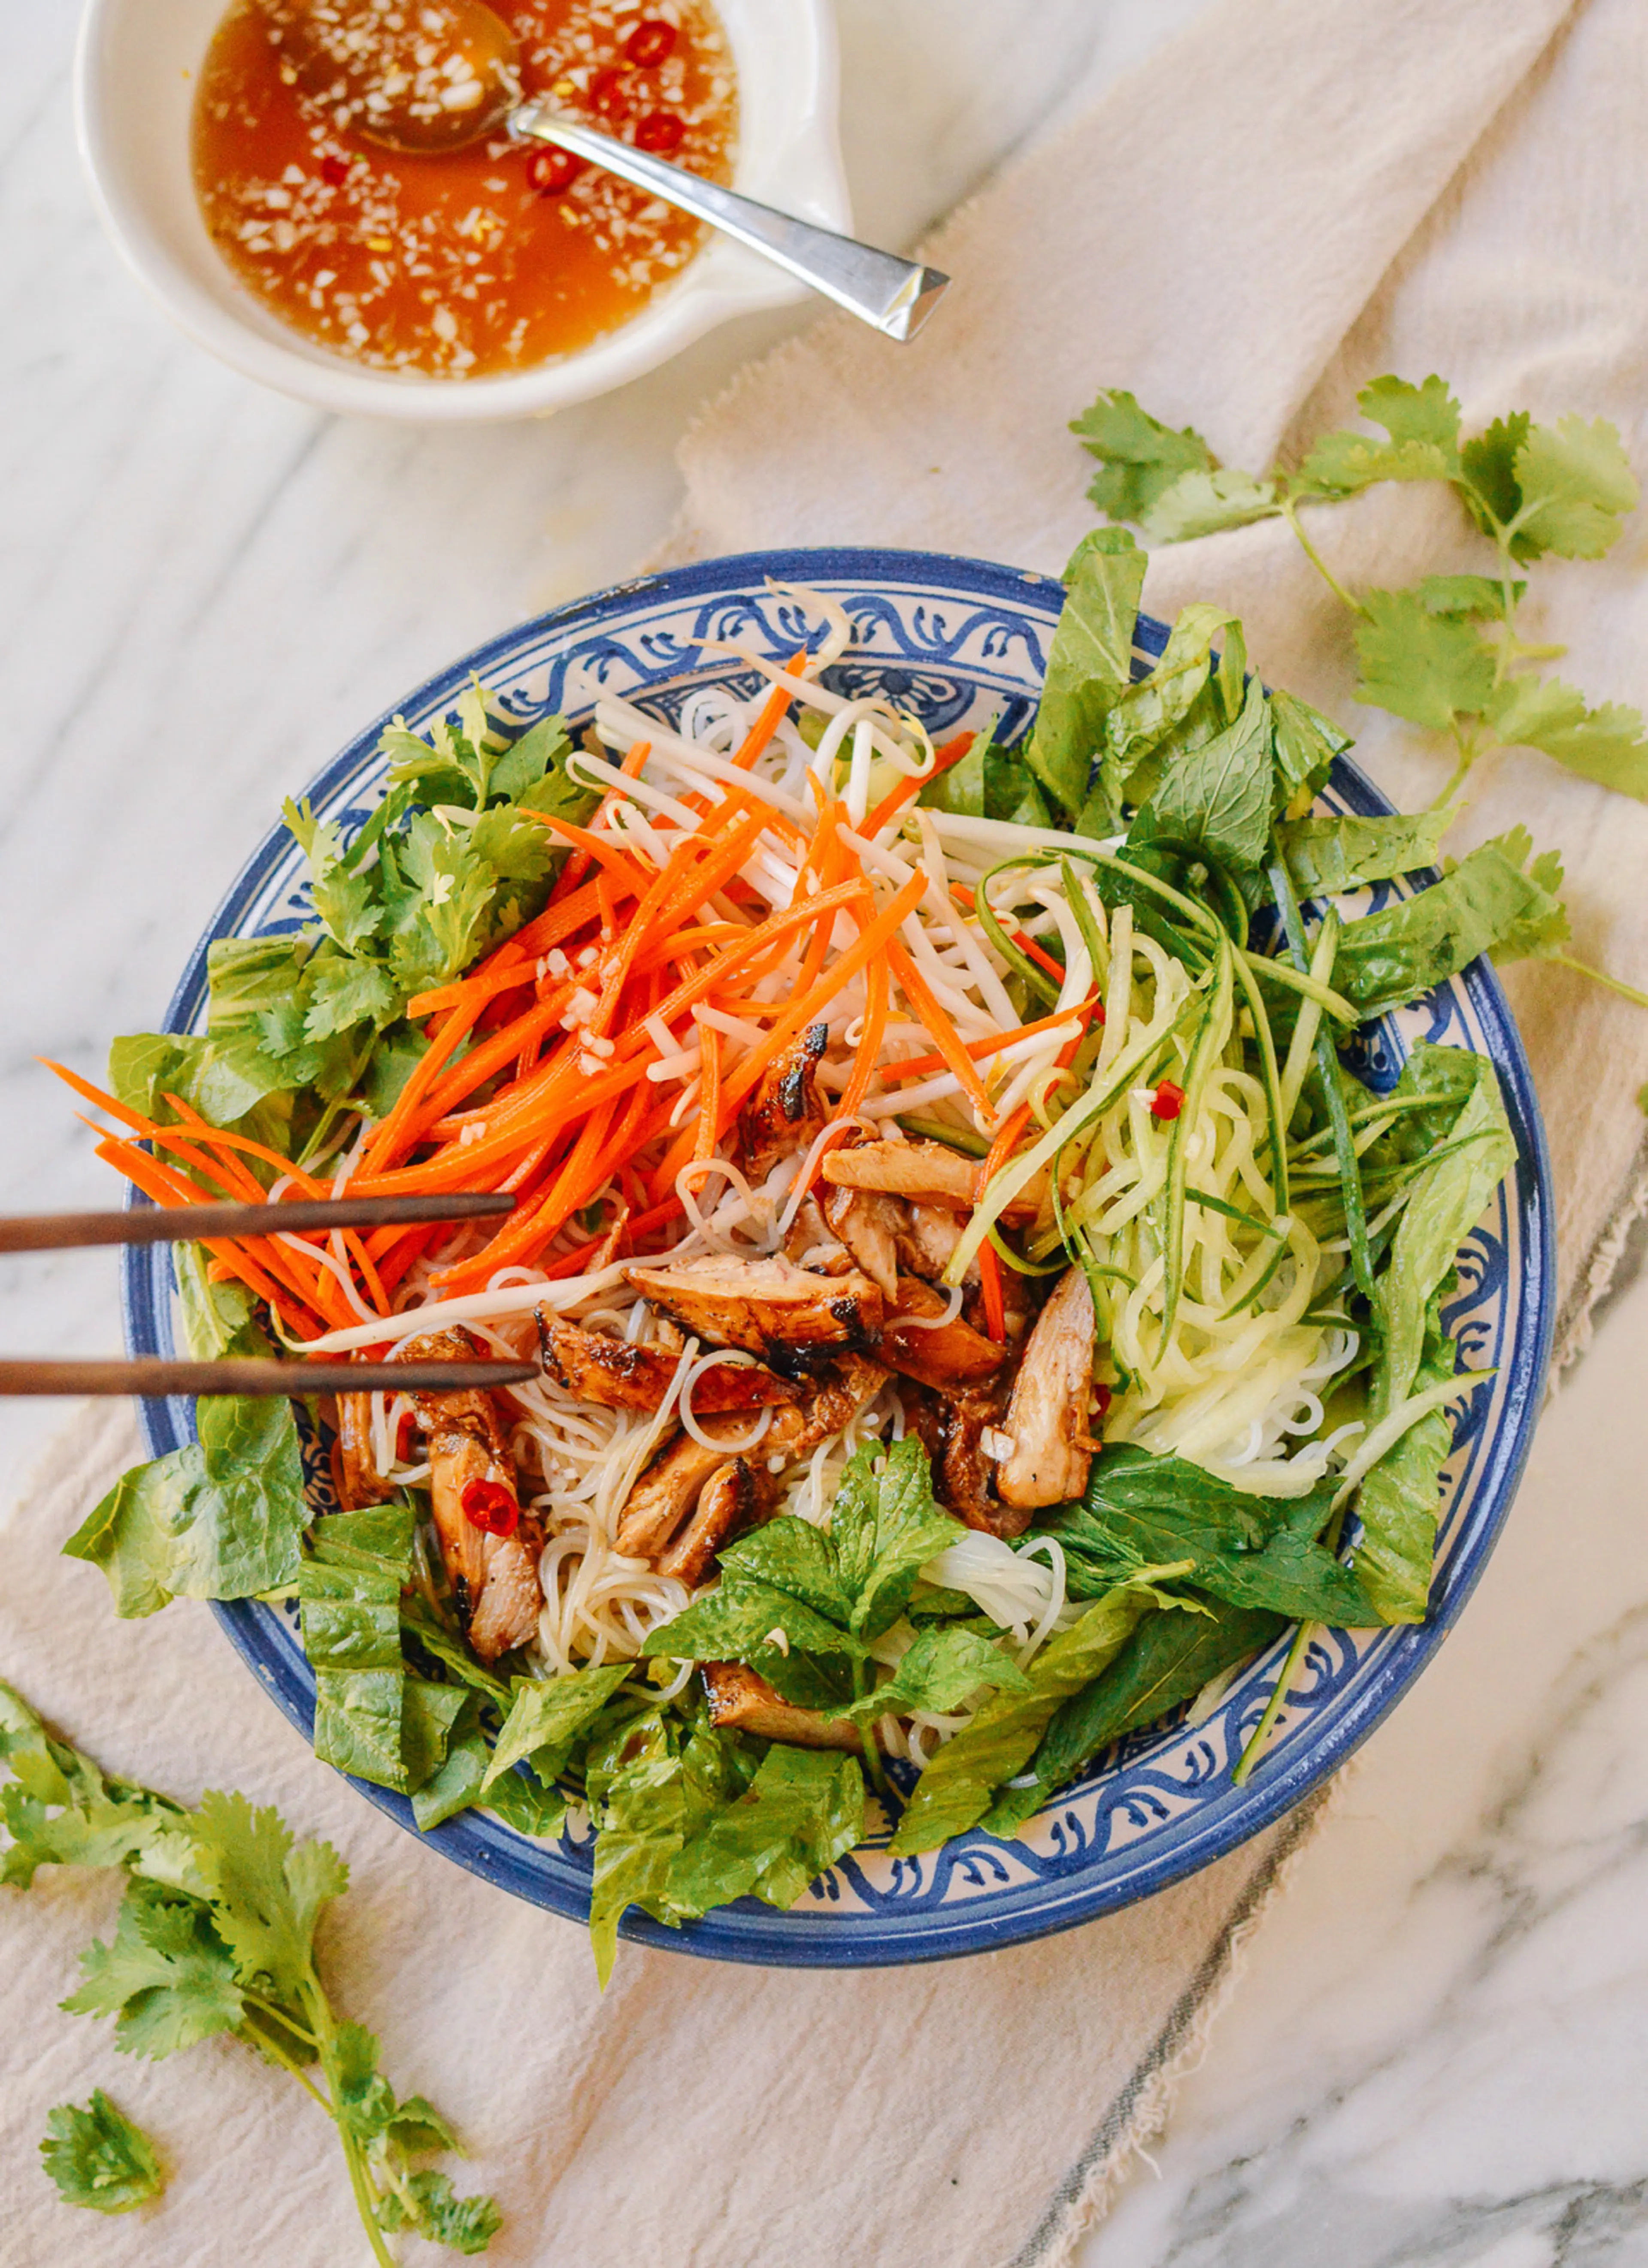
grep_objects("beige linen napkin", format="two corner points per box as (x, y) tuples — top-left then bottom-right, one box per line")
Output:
(7, 3), (1639, 2263)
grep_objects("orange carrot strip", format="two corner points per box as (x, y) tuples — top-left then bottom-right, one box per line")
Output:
(406, 875), (614, 1016)
(649, 871), (926, 1197)
(692, 1022), (721, 1164)
(159, 1093), (335, 1198)
(733, 648), (806, 771)
(862, 731), (975, 838)
(417, 985), (575, 1125)
(539, 1194), (685, 1280)
(431, 1098), (618, 1289)
(948, 882), (1069, 983)
(838, 948), (890, 1122)
(885, 939), (994, 1117)
(358, 998), (483, 1176)
(553, 738), (654, 898)
(877, 995), (1101, 1086)
(519, 811), (650, 894)
(92, 1137), (330, 1335)
(975, 1103), (1032, 1343)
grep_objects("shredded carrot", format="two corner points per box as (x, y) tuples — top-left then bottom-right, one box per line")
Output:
(861, 731), (975, 838)
(692, 1020), (721, 1164)
(520, 810), (651, 895)
(837, 950), (890, 1123)
(553, 737), (653, 897)
(975, 1104), (1031, 1343)
(358, 997), (484, 1176)
(733, 647), (807, 770)
(878, 995), (1101, 1086)
(885, 939), (995, 1118)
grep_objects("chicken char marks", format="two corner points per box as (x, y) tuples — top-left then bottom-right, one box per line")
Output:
(393, 1328), (543, 1663)
(739, 1022), (828, 1182)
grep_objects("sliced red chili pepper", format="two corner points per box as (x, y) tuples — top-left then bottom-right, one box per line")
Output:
(394, 1411), (418, 1464)
(527, 146), (588, 196)
(320, 153), (352, 186)
(1151, 1079), (1186, 1122)
(460, 1477), (520, 1536)
(590, 65), (630, 116)
(624, 19), (677, 67)
(1092, 1381), (1112, 1421)
(634, 108), (685, 156)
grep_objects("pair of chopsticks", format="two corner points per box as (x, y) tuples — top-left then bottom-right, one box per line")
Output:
(0, 1193), (537, 1396)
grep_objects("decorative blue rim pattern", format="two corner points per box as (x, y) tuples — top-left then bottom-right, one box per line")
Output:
(122, 547), (1555, 1967)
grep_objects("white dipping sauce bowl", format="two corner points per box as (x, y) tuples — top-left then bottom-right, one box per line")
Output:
(75, 0), (847, 421)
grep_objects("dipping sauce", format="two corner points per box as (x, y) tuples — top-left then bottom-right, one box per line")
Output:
(191, 0), (738, 379)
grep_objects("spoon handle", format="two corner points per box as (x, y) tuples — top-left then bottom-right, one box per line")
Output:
(509, 102), (948, 342)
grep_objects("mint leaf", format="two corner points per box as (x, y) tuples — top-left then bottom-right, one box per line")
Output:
(664, 1744), (864, 1917)
(1070, 388), (1215, 523)
(39, 2091), (164, 2215)
(1512, 414), (1638, 559)
(1131, 673), (1274, 875)
(1269, 686), (1351, 817)
(1024, 528), (1146, 816)
(1352, 588), (1497, 730)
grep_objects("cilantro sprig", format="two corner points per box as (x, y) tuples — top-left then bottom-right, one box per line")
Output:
(39, 2090), (164, 2216)
(1072, 375), (1648, 1017)
(2, 1681), (499, 2261)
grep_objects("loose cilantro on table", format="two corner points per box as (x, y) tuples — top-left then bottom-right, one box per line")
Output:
(1070, 372), (1648, 1019)
(1, 1681), (500, 2261)
(39, 2090), (165, 2216)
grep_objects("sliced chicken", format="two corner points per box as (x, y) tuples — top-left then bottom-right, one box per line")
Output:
(656, 1458), (755, 1586)
(821, 1183), (903, 1300)
(614, 1415), (758, 1563)
(333, 1385), (393, 1512)
(993, 1267), (1096, 1512)
(615, 1356), (888, 1569)
(739, 1021), (828, 1181)
(897, 1201), (966, 1282)
(821, 1138), (980, 1208)
(395, 1328), (542, 1662)
(823, 1138), (1045, 1220)
(904, 1380), (1023, 1537)
(781, 1192), (852, 1273)
(537, 1317), (797, 1415)
(701, 1662), (861, 1753)
(624, 1254), (884, 1381)
(879, 1277), (1008, 1391)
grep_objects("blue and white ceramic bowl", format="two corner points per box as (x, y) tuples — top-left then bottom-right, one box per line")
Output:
(124, 549), (1554, 1966)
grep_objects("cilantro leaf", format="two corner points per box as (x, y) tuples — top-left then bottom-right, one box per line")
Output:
(189, 1789), (347, 2004)
(1023, 529), (1146, 816)
(1512, 414), (1638, 559)
(1352, 588), (1497, 730)
(62, 1878), (245, 2059)
(378, 2170), (504, 2255)
(1458, 411), (1535, 554)
(1070, 388), (1216, 523)
(1487, 674), (1648, 798)
(1140, 466), (1280, 541)
(1412, 573), (1524, 619)
(1295, 376), (1460, 496)
(39, 2091), (165, 2215)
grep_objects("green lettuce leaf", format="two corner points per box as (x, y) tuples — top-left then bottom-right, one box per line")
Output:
(1024, 529), (1146, 816)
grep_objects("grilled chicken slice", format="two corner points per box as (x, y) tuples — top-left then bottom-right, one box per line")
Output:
(739, 1021), (828, 1181)
(333, 1386), (394, 1511)
(395, 1328), (542, 1662)
(897, 1201), (966, 1282)
(656, 1458), (755, 1586)
(615, 1415), (758, 1563)
(994, 1267), (1096, 1512)
(904, 1380), (1022, 1536)
(624, 1254), (884, 1381)
(615, 1355), (888, 1568)
(781, 1192), (852, 1273)
(879, 1277), (1007, 1391)
(823, 1138), (1044, 1221)
(701, 1662), (861, 1753)
(822, 1137), (980, 1208)
(537, 1317), (797, 1415)
(821, 1183), (903, 1300)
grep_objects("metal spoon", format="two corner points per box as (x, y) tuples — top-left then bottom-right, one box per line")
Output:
(264, 0), (950, 342)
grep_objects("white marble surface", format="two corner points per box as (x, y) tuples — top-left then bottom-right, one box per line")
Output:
(7, 6), (1648, 2265)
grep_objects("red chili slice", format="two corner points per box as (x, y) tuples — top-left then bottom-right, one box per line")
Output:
(634, 108), (685, 156)
(320, 153), (352, 186)
(1151, 1079), (1186, 1122)
(1092, 1382), (1112, 1421)
(590, 65), (630, 117)
(394, 1411), (418, 1464)
(624, 18), (677, 67)
(527, 146), (587, 196)
(460, 1477), (520, 1536)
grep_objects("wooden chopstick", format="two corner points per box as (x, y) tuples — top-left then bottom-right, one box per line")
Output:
(0, 1192), (516, 1253)
(0, 1357), (540, 1398)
